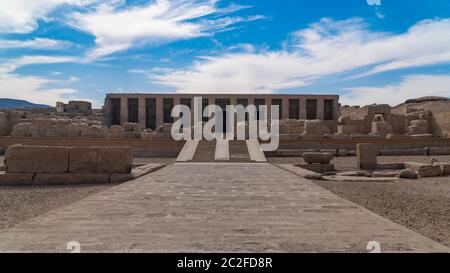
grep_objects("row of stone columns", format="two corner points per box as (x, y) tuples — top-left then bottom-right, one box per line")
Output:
(114, 95), (337, 129)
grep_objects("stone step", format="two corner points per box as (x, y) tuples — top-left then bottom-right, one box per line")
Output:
(176, 140), (199, 162)
(246, 140), (267, 162)
(214, 139), (229, 161)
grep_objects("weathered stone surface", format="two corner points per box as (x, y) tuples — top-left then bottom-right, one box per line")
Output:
(357, 143), (378, 170)
(303, 152), (334, 164)
(409, 119), (429, 135)
(379, 148), (428, 156)
(5, 145), (69, 173)
(11, 123), (33, 137)
(297, 163), (335, 173)
(428, 147), (450, 155)
(0, 172), (34, 185)
(403, 162), (442, 177)
(399, 169), (418, 179)
(302, 120), (330, 137)
(433, 163), (450, 176)
(277, 164), (323, 180)
(372, 170), (401, 178)
(32, 173), (110, 185)
(376, 162), (405, 170)
(410, 134), (434, 139)
(69, 146), (133, 173)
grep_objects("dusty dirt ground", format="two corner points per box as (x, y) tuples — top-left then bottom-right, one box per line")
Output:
(269, 155), (450, 247)
(0, 156), (175, 230)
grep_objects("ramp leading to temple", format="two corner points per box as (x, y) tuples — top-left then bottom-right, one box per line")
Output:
(177, 140), (266, 163)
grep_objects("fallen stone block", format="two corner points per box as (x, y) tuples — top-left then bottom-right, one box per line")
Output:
(303, 152), (334, 164)
(433, 163), (450, 176)
(403, 162), (442, 177)
(399, 169), (418, 179)
(276, 164), (322, 180)
(5, 145), (70, 173)
(69, 146), (133, 174)
(32, 173), (110, 185)
(0, 172), (34, 185)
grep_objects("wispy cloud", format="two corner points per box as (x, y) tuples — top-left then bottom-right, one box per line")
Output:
(342, 74), (450, 106)
(67, 0), (264, 60)
(0, 0), (97, 33)
(153, 17), (450, 95)
(0, 38), (72, 50)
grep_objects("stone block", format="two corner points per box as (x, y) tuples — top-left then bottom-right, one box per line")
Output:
(403, 162), (442, 177)
(69, 146), (133, 173)
(428, 147), (450, 155)
(376, 162), (405, 170)
(11, 123), (33, 137)
(399, 169), (418, 179)
(303, 152), (334, 164)
(434, 163), (450, 176)
(302, 120), (330, 137)
(410, 134), (433, 139)
(357, 143), (378, 170)
(379, 148), (428, 156)
(5, 145), (70, 173)
(33, 173), (110, 185)
(0, 172), (34, 185)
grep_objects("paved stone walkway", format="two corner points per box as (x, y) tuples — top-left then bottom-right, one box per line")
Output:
(0, 163), (447, 252)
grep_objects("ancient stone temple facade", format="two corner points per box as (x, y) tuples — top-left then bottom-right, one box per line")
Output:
(103, 93), (340, 130)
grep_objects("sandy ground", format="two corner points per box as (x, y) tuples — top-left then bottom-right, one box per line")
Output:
(269, 155), (450, 247)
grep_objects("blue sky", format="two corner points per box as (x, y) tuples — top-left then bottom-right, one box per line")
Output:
(1, 0), (450, 108)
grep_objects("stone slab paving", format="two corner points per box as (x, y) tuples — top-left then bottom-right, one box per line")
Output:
(0, 163), (448, 252)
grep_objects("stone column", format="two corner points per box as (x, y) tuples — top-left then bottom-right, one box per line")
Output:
(138, 95), (146, 129)
(156, 96), (163, 128)
(300, 98), (307, 120)
(120, 96), (128, 124)
(282, 97), (289, 121)
(317, 99), (324, 120)
(333, 99), (339, 120)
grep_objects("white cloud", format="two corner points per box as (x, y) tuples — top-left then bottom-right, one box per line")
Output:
(341, 74), (450, 106)
(0, 55), (88, 105)
(0, 55), (78, 74)
(154, 17), (450, 95)
(0, 73), (81, 106)
(67, 0), (263, 60)
(0, 0), (96, 33)
(0, 38), (72, 50)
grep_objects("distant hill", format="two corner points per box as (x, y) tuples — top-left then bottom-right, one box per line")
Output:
(0, 98), (52, 109)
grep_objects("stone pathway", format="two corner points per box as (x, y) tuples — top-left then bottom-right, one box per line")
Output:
(0, 163), (447, 252)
